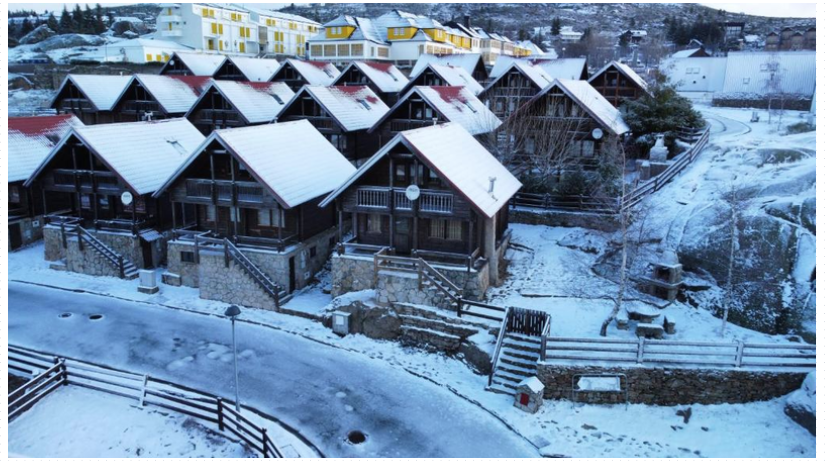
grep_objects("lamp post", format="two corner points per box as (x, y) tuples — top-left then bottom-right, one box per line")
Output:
(224, 305), (242, 413)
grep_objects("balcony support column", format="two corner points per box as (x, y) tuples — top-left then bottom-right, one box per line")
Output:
(483, 215), (498, 285)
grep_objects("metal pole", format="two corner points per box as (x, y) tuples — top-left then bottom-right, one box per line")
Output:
(231, 316), (240, 413)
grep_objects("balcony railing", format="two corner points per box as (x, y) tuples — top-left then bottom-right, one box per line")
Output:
(356, 186), (454, 214)
(185, 179), (264, 204)
(419, 190), (453, 213)
(158, 15), (183, 22)
(356, 187), (390, 208)
(51, 169), (119, 191)
(161, 30), (184, 37)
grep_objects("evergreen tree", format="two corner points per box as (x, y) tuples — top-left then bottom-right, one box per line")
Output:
(21, 18), (34, 36)
(82, 5), (96, 34)
(47, 12), (59, 32)
(59, 6), (73, 33)
(629, 17), (636, 29)
(72, 4), (84, 33)
(551, 16), (561, 36)
(518, 28), (527, 41)
(94, 4), (106, 34)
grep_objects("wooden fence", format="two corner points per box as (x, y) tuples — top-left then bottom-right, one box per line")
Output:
(511, 127), (711, 214)
(542, 336), (816, 371)
(7, 345), (319, 458)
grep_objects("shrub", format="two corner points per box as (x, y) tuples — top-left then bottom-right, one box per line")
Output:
(786, 121), (815, 134)
(621, 83), (706, 137)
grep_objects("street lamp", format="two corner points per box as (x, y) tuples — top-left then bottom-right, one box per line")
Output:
(224, 305), (242, 413)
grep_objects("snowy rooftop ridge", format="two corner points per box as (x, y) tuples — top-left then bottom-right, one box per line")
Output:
(227, 56), (281, 82)
(127, 74), (211, 114)
(483, 61), (554, 94)
(156, 121), (355, 209)
(26, 119), (205, 195)
(529, 79), (630, 136)
(52, 74), (132, 111)
(490, 57), (588, 81)
(405, 63), (484, 96)
(192, 80), (294, 124)
(410, 53), (484, 79)
(282, 85), (390, 132)
(377, 86), (501, 136)
(334, 61), (409, 93)
(322, 123), (521, 218)
(8, 115), (83, 183)
(589, 61), (650, 94)
(163, 52), (227, 77)
(276, 59), (341, 86)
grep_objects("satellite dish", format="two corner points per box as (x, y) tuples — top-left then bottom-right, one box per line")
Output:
(405, 184), (420, 201)
(591, 128), (604, 140)
(121, 192), (134, 206)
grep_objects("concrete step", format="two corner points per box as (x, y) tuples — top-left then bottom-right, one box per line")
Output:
(487, 382), (517, 396)
(507, 333), (543, 345)
(490, 377), (518, 391)
(499, 353), (539, 369)
(497, 361), (536, 378)
(502, 337), (542, 353)
(493, 367), (529, 384)
(501, 347), (541, 361)
(48, 259), (67, 271)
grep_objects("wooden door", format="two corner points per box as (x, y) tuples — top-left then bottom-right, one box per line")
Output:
(393, 217), (412, 255)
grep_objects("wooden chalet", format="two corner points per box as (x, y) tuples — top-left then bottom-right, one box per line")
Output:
(25, 119), (205, 270)
(269, 59), (341, 92)
(8, 115), (81, 250)
(212, 56), (281, 82)
(368, 86), (501, 148)
(400, 63), (484, 96)
(480, 61), (553, 119)
(50, 74), (132, 125)
(186, 80), (295, 135)
(321, 123), (521, 289)
(503, 79), (631, 169)
(411, 53), (489, 83)
(588, 61), (651, 106)
(112, 75), (212, 122)
(154, 121), (355, 293)
(158, 51), (226, 77)
(332, 61), (409, 105)
(276, 85), (389, 163)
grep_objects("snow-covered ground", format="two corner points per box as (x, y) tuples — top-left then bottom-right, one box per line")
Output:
(9, 386), (255, 458)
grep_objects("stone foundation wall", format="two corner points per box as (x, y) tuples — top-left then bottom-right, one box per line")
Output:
(331, 254), (378, 297)
(166, 241), (201, 287)
(44, 226), (148, 278)
(43, 226), (65, 261)
(537, 363), (808, 405)
(376, 270), (454, 309)
(511, 208), (620, 232)
(9, 215), (45, 250)
(198, 251), (279, 311)
(64, 235), (122, 278)
(712, 96), (812, 111)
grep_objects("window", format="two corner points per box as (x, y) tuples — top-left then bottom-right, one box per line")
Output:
(324, 44), (336, 56)
(351, 43), (363, 56)
(81, 194), (91, 210)
(429, 219), (445, 238)
(146, 53), (152, 62)
(181, 251), (195, 263)
(311, 45), (322, 57)
(338, 44), (350, 57)
(367, 214), (382, 234)
(9, 185), (20, 204)
(395, 164), (407, 183)
(258, 209), (283, 227)
(429, 219), (462, 241)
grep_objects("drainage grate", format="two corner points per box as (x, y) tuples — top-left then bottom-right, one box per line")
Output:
(347, 430), (367, 445)
(89, 314), (104, 321)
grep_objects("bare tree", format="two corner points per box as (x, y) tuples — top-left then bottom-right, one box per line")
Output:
(717, 176), (750, 336)
(763, 52), (784, 125)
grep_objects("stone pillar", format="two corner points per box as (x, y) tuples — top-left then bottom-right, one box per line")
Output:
(483, 215), (498, 285)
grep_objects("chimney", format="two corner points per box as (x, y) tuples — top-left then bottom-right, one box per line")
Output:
(464, 14), (471, 29)
(488, 176), (496, 194)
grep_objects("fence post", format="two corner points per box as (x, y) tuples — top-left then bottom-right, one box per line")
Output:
(59, 358), (68, 386)
(417, 260), (423, 291)
(119, 257), (125, 279)
(194, 235), (200, 264)
(261, 428), (269, 458)
(77, 229), (83, 251)
(224, 240), (230, 268)
(456, 296), (462, 318)
(216, 397), (224, 431)
(61, 222), (68, 249)
(138, 374), (149, 407)
(636, 337), (645, 363)
(735, 340), (745, 368)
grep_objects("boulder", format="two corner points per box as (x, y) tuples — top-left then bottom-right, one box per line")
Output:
(34, 34), (106, 52)
(19, 24), (56, 45)
(784, 372), (815, 436)
(111, 19), (149, 37)
(120, 30), (140, 40)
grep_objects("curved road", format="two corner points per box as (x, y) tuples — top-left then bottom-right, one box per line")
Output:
(8, 282), (538, 458)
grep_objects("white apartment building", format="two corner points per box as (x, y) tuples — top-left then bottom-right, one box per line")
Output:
(157, 3), (319, 57)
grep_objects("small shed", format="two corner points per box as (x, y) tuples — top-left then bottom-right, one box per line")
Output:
(514, 376), (544, 413)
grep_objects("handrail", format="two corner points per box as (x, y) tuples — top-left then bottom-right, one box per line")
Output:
(223, 238), (282, 311)
(75, 225), (128, 278)
(539, 316), (553, 361)
(488, 307), (512, 387)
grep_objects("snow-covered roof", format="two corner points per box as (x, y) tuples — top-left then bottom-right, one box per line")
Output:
(528, 79), (630, 136)
(283, 86), (390, 132)
(483, 61), (553, 93)
(334, 61), (409, 93)
(490, 57), (587, 81)
(165, 52), (226, 76)
(322, 123), (520, 219)
(410, 53), (484, 78)
(660, 56), (728, 93)
(52, 74), (132, 111)
(376, 9), (446, 31)
(321, 15), (386, 44)
(403, 64), (484, 96)
(190, 80), (294, 124)
(721, 51), (815, 97)
(671, 48), (703, 59)
(517, 41), (545, 56)
(371, 86), (501, 136)
(589, 61), (649, 93)
(238, 4), (320, 25)
(28, 119), (204, 195)
(157, 121), (355, 209)
(228, 56), (281, 82)
(126, 74), (211, 114)
(518, 376), (544, 393)
(275, 59), (341, 86)
(8, 115), (83, 183)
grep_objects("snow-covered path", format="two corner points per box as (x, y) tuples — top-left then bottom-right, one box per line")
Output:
(8, 282), (539, 458)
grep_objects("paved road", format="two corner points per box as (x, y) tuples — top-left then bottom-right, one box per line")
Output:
(8, 282), (538, 458)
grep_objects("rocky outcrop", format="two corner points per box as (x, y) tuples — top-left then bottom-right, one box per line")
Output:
(34, 34), (106, 52)
(19, 25), (56, 45)
(111, 19), (149, 37)
(784, 372), (815, 436)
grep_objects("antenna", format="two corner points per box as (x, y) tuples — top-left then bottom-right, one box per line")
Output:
(488, 176), (496, 193)
(143, 111), (154, 121)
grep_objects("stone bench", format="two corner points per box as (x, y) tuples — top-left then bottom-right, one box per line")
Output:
(636, 324), (664, 339)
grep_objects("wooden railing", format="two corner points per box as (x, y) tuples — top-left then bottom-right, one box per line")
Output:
(185, 179), (264, 204)
(542, 336), (816, 370)
(8, 346), (306, 458)
(488, 307), (512, 386)
(356, 187), (390, 208)
(75, 225), (129, 278)
(223, 238), (283, 311)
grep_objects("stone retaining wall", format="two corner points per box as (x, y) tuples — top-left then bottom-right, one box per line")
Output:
(511, 208), (620, 232)
(43, 225), (148, 277)
(712, 96), (812, 111)
(198, 251), (278, 311)
(537, 363), (808, 405)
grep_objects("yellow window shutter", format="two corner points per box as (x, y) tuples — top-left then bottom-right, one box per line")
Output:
(219, 41), (223, 51)
(239, 42), (245, 53)
(146, 53), (152, 61)
(219, 24), (223, 34)
(156, 54), (161, 61)
(211, 23), (217, 34)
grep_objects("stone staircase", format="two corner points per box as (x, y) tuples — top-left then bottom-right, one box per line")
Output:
(394, 303), (486, 353)
(488, 333), (543, 396)
(224, 238), (290, 309)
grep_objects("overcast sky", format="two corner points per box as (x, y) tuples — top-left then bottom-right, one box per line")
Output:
(11, 2), (817, 19)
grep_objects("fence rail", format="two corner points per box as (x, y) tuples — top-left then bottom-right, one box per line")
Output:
(511, 127), (710, 215)
(7, 345), (317, 458)
(542, 336), (816, 370)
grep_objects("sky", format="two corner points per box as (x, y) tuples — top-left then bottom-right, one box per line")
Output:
(11, 2), (817, 19)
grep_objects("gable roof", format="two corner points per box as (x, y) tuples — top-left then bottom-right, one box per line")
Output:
(589, 61), (650, 94)
(321, 123), (521, 219)
(410, 53), (486, 80)
(275, 59), (341, 86)
(162, 52), (227, 76)
(227, 56), (281, 82)
(26, 119), (204, 195)
(125, 74), (212, 115)
(334, 61), (409, 93)
(282, 85), (390, 132)
(404, 63), (484, 96)
(490, 57), (588, 81)
(189, 80), (295, 124)
(8, 115), (83, 183)
(51, 74), (132, 111)
(321, 15), (387, 44)
(527, 79), (630, 136)
(155, 121), (355, 209)
(371, 86), (501, 136)
(671, 48), (703, 59)
(482, 61), (553, 94)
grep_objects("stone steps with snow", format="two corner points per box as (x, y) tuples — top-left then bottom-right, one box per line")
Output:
(501, 347), (542, 361)
(487, 381), (517, 396)
(48, 259), (67, 271)
(397, 314), (480, 339)
(399, 325), (462, 353)
(501, 336), (542, 354)
(499, 353), (540, 369)
(496, 361), (535, 378)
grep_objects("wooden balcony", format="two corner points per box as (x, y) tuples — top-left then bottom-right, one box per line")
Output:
(354, 186), (454, 214)
(184, 179), (265, 204)
(50, 169), (120, 193)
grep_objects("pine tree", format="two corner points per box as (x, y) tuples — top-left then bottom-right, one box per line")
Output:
(94, 4), (106, 34)
(72, 4), (84, 33)
(47, 12), (59, 32)
(21, 18), (34, 36)
(59, 6), (73, 33)
(551, 16), (561, 36)
(82, 5), (95, 34)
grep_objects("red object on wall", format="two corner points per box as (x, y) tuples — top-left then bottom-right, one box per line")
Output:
(519, 393), (529, 405)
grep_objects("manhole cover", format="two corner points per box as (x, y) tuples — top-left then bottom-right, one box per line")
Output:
(89, 314), (104, 321)
(58, 313), (73, 319)
(347, 430), (367, 445)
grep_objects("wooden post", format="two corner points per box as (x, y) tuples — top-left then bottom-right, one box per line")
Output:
(261, 428), (269, 458)
(216, 397), (224, 431)
(735, 340), (745, 368)
(224, 240), (230, 268)
(636, 337), (645, 363)
(118, 257), (125, 278)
